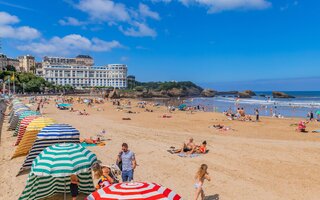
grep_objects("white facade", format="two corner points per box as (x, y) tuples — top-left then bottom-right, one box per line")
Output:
(43, 64), (127, 88)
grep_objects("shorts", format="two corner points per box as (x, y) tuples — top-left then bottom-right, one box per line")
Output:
(70, 183), (78, 197)
(122, 169), (134, 182)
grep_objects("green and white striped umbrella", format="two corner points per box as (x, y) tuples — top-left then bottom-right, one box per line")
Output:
(31, 143), (97, 177)
(19, 172), (95, 200)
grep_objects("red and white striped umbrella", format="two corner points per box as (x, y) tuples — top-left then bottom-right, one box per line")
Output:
(85, 182), (182, 200)
(14, 116), (39, 145)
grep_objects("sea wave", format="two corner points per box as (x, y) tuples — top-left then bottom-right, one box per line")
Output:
(192, 97), (320, 108)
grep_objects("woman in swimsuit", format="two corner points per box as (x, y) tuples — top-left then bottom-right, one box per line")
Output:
(194, 164), (211, 200)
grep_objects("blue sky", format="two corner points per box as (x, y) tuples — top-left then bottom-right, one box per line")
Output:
(1, 0), (319, 90)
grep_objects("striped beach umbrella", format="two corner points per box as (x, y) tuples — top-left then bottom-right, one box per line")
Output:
(11, 117), (55, 159)
(21, 143), (97, 200)
(31, 143), (97, 177)
(17, 124), (80, 176)
(9, 110), (39, 131)
(14, 115), (39, 141)
(85, 182), (182, 200)
(9, 107), (29, 124)
(19, 171), (95, 200)
(13, 111), (40, 136)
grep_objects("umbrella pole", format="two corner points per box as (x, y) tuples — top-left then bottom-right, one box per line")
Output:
(64, 178), (66, 200)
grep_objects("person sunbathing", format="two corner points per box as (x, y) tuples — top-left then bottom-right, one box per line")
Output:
(195, 141), (207, 154)
(173, 138), (197, 154)
(211, 124), (234, 131)
(80, 138), (99, 144)
(78, 109), (89, 115)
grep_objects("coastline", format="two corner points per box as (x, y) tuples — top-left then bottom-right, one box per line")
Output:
(1, 96), (320, 199)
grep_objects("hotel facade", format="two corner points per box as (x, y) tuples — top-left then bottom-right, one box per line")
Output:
(43, 63), (128, 88)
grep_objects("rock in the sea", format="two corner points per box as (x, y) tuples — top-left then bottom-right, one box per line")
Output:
(238, 92), (252, 98)
(201, 89), (217, 97)
(243, 90), (256, 96)
(272, 91), (295, 98)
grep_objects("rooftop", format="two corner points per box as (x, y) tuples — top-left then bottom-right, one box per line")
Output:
(76, 55), (92, 59)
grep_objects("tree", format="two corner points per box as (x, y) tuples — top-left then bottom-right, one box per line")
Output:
(30, 65), (36, 74)
(5, 65), (16, 72)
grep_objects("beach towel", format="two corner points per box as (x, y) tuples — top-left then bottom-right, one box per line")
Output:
(178, 153), (201, 158)
(80, 142), (106, 147)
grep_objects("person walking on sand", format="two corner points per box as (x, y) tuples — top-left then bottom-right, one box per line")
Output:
(194, 164), (211, 200)
(255, 109), (259, 121)
(117, 143), (136, 182)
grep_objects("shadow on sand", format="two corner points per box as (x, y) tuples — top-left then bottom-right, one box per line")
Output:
(204, 194), (220, 200)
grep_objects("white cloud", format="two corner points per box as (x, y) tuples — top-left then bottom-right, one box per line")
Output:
(17, 34), (123, 56)
(0, 11), (20, 24)
(71, 0), (159, 37)
(59, 17), (86, 26)
(139, 3), (160, 20)
(179, 0), (271, 13)
(120, 56), (129, 61)
(119, 22), (157, 37)
(150, 0), (172, 3)
(75, 0), (130, 22)
(0, 11), (40, 40)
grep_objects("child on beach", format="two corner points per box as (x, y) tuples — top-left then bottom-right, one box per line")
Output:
(70, 174), (79, 200)
(94, 165), (114, 189)
(194, 164), (211, 200)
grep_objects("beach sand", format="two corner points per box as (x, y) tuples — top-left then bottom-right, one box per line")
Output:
(1, 97), (320, 199)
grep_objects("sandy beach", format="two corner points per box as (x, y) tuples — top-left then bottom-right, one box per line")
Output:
(1, 97), (320, 200)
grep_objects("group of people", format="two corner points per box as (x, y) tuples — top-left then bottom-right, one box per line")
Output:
(172, 138), (207, 155)
(69, 143), (136, 200)
(224, 107), (258, 121)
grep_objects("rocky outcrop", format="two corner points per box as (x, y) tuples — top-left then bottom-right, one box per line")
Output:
(237, 90), (256, 98)
(243, 90), (256, 96)
(238, 92), (252, 98)
(108, 89), (120, 98)
(272, 91), (295, 98)
(115, 86), (203, 98)
(201, 89), (217, 97)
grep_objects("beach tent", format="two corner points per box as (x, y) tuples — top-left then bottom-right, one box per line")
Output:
(11, 117), (55, 159)
(13, 111), (41, 136)
(17, 124), (80, 175)
(19, 172), (94, 200)
(14, 115), (39, 141)
(9, 110), (39, 131)
(9, 106), (29, 123)
(178, 104), (187, 111)
(19, 143), (97, 200)
(57, 103), (72, 107)
(85, 182), (182, 200)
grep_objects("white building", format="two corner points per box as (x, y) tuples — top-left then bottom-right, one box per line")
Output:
(43, 64), (128, 88)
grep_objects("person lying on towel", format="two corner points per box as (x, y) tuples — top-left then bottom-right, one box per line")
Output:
(173, 138), (197, 155)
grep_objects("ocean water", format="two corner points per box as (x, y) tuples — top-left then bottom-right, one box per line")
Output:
(185, 91), (320, 118)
